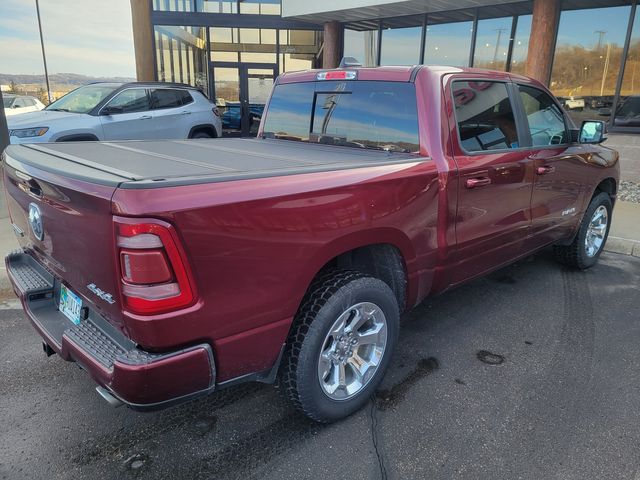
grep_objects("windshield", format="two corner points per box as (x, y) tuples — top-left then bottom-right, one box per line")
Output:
(3, 97), (14, 108)
(262, 80), (420, 152)
(45, 84), (118, 113)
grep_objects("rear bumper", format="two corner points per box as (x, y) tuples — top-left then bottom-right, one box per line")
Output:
(5, 250), (216, 410)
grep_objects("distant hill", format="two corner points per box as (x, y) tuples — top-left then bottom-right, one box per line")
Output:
(0, 73), (136, 86)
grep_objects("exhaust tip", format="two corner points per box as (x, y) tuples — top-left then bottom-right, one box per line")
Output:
(96, 386), (124, 408)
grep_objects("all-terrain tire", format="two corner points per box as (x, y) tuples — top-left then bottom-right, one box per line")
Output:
(280, 270), (399, 423)
(554, 192), (612, 269)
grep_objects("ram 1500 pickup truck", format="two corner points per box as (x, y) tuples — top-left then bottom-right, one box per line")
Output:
(3, 66), (619, 422)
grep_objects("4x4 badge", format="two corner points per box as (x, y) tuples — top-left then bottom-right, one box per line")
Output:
(87, 283), (116, 304)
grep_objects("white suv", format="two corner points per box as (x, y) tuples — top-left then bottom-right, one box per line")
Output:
(8, 82), (222, 144)
(3, 95), (46, 116)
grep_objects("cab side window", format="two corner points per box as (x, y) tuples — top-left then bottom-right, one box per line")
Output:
(105, 89), (150, 114)
(452, 81), (519, 152)
(518, 85), (567, 146)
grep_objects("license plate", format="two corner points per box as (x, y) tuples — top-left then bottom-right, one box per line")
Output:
(59, 284), (83, 325)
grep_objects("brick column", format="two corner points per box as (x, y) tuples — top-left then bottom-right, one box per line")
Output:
(525, 0), (560, 85)
(323, 21), (343, 69)
(130, 0), (156, 81)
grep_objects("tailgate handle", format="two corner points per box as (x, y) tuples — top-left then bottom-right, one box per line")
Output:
(17, 178), (43, 198)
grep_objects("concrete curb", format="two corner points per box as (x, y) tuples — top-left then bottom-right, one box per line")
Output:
(604, 236), (640, 257)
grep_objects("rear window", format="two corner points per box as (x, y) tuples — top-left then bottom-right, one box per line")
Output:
(262, 80), (419, 152)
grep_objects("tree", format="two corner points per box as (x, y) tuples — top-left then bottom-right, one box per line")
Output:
(36, 87), (49, 106)
(8, 80), (21, 94)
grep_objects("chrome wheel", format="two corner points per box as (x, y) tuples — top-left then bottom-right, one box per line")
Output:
(317, 302), (387, 401)
(585, 205), (608, 257)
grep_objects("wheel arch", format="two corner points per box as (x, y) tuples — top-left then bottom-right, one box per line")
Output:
(188, 124), (218, 138)
(593, 177), (617, 203)
(55, 133), (100, 142)
(296, 228), (416, 316)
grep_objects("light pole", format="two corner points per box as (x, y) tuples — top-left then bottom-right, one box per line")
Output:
(35, 0), (52, 104)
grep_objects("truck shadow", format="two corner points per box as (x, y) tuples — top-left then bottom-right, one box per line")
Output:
(68, 249), (569, 479)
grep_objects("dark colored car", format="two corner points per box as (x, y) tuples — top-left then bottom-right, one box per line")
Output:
(220, 102), (264, 130)
(3, 65), (619, 422)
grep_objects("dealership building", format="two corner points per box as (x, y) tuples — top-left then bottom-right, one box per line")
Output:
(130, 0), (640, 134)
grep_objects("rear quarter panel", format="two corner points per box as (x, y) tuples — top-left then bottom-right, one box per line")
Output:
(112, 160), (440, 381)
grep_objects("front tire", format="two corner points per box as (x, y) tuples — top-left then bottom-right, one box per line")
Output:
(554, 192), (612, 269)
(280, 271), (399, 423)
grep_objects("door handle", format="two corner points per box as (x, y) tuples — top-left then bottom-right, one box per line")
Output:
(536, 165), (555, 175)
(138, 115), (152, 120)
(465, 177), (491, 189)
(179, 111), (191, 115)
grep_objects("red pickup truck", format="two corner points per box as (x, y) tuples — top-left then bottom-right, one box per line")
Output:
(3, 66), (618, 422)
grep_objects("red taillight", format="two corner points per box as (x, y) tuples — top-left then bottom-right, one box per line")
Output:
(114, 218), (195, 315)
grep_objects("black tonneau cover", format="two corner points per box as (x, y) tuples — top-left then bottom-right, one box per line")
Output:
(4, 138), (426, 189)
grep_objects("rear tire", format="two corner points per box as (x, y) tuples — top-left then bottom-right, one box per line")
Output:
(280, 270), (399, 423)
(191, 131), (214, 139)
(554, 192), (612, 269)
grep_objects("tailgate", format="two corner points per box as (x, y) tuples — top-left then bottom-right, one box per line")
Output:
(3, 146), (125, 330)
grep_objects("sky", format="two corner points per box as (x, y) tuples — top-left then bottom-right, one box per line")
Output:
(0, 0), (136, 78)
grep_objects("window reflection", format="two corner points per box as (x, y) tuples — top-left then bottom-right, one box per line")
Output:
(263, 81), (420, 152)
(154, 26), (208, 92)
(344, 29), (379, 67)
(510, 15), (531, 75)
(424, 22), (473, 67)
(239, 0), (280, 15)
(615, 7), (640, 127)
(550, 6), (631, 126)
(153, 0), (195, 11)
(474, 17), (512, 71)
(380, 26), (421, 65)
(279, 30), (322, 73)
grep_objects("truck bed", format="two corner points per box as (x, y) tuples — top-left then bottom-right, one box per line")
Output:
(4, 138), (425, 189)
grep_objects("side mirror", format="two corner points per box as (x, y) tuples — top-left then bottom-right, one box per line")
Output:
(598, 108), (612, 117)
(579, 120), (606, 144)
(100, 106), (118, 116)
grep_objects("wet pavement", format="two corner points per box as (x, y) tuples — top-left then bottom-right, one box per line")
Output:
(1, 251), (640, 480)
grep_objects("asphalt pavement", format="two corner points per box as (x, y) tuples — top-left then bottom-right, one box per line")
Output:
(1, 250), (639, 480)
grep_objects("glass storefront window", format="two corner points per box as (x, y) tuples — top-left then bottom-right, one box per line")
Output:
(614, 7), (640, 127)
(199, 0), (238, 13)
(210, 27), (278, 64)
(380, 26), (422, 65)
(155, 26), (208, 92)
(344, 29), (379, 67)
(153, 0), (195, 11)
(550, 5), (631, 125)
(239, 0), (281, 15)
(279, 30), (322, 73)
(510, 15), (531, 75)
(473, 17), (512, 71)
(424, 21), (473, 67)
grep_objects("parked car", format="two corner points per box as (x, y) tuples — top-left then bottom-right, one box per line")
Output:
(3, 94), (45, 116)
(7, 82), (221, 144)
(562, 96), (585, 111)
(3, 65), (618, 423)
(221, 102), (264, 131)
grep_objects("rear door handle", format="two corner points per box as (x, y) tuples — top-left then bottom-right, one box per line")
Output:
(179, 111), (191, 115)
(536, 165), (555, 175)
(465, 177), (491, 189)
(138, 115), (152, 120)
